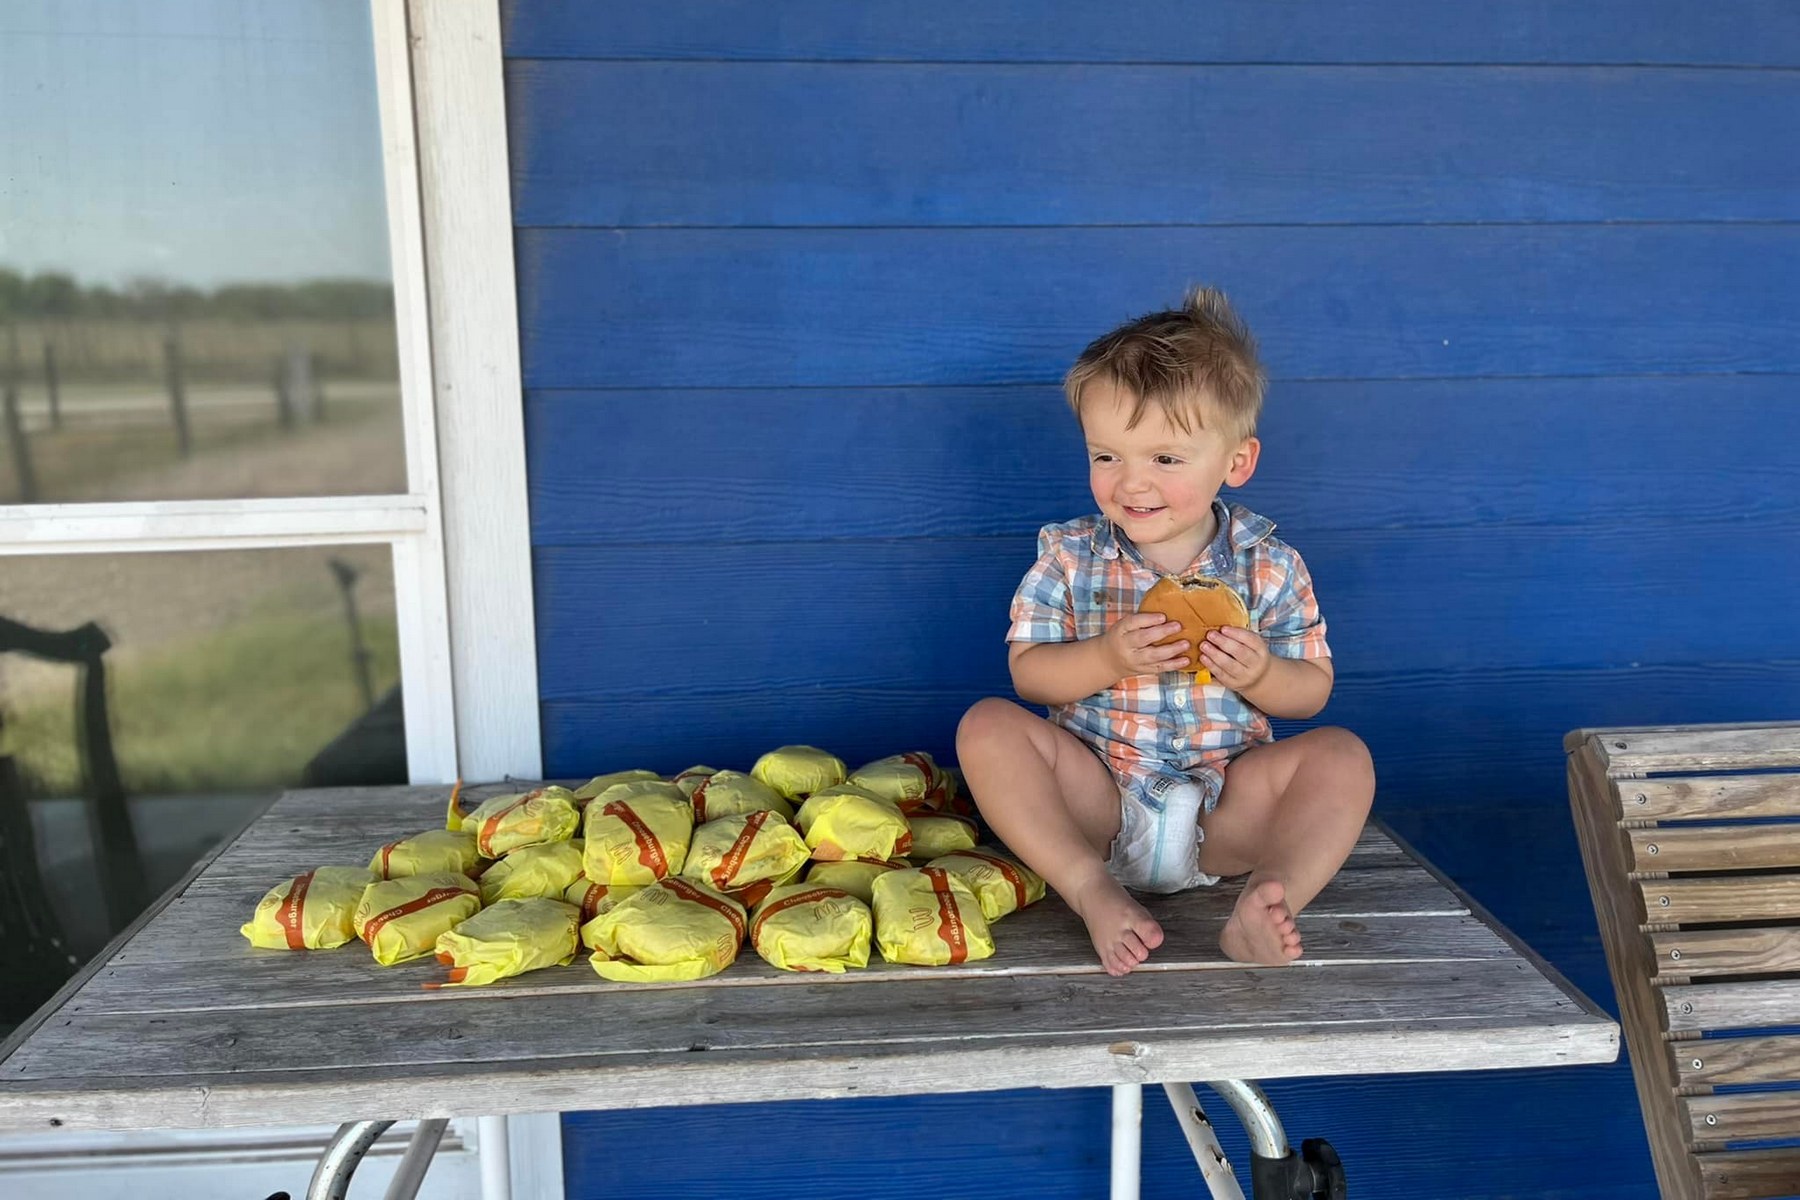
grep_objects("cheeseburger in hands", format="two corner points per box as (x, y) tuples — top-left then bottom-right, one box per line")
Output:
(1137, 574), (1250, 684)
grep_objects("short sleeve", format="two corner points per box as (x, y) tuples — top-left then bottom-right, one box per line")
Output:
(1255, 544), (1331, 660)
(1006, 532), (1078, 645)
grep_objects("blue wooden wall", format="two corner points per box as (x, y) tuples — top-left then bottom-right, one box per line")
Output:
(502, 3), (1800, 1195)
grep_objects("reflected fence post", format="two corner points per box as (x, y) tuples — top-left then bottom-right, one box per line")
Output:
(274, 344), (323, 431)
(274, 351), (295, 430)
(3, 322), (37, 503)
(42, 339), (61, 431)
(163, 323), (191, 457)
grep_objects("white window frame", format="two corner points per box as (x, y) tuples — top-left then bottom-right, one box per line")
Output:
(0, 1), (555, 1194)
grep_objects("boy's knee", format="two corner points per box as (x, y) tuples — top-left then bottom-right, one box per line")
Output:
(1311, 727), (1375, 798)
(956, 697), (1028, 757)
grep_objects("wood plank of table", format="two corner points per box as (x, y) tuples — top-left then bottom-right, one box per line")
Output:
(77, 911), (1514, 1015)
(0, 955), (1616, 1131)
(0, 785), (1619, 1135)
(208, 785), (1410, 870)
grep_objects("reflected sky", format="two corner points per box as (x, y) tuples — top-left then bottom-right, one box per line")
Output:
(0, 0), (388, 287)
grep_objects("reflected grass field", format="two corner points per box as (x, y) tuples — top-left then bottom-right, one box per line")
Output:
(3, 611), (400, 797)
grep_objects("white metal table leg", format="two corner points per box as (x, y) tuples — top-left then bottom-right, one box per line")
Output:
(479, 1114), (513, 1200)
(382, 1118), (449, 1200)
(306, 1120), (396, 1200)
(1109, 1083), (1143, 1200)
(1164, 1083), (1249, 1200)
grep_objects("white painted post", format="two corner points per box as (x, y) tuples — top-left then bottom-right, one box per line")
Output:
(477, 1116), (512, 1200)
(1110, 1083), (1142, 1200)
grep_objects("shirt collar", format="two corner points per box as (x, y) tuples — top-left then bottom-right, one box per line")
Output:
(1090, 499), (1275, 571)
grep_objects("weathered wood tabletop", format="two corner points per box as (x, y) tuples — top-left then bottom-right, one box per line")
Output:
(0, 783), (1617, 1132)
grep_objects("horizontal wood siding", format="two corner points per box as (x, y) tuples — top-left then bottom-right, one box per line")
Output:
(503, 1), (1800, 67)
(519, 225), (1800, 386)
(503, 1), (1799, 1194)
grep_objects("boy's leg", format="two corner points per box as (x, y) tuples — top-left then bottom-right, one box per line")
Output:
(955, 697), (1166, 976)
(1197, 726), (1376, 965)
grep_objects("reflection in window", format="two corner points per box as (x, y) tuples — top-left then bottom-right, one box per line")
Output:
(0, 1), (405, 503)
(0, 546), (404, 1034)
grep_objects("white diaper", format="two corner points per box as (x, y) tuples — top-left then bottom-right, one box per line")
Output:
(1105, 768), (1223, 893)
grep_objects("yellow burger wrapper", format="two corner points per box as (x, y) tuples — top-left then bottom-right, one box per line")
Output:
(354, 871), (483, 966)
(928, 848), (1046, 922)
(872, 867), (995, 966)
(725, 858), (807, 910)
(671, 764), (719, 798)
(369, 829), (480, 880)
(447, 784), (580, 857)
(581, 780), (694, 884)
(804, 857), (908, 906)
(682, 810), (810, 891)
(908, 813), (980, 860)
(586, 878), (746, 983)
(565, 879), (644, 931)
(430, 897), (580, 987)
(572, 769), (662, 810)
(939, 766), (977, 819)
(241, 866), (377, 950)
(750, 885), (872, 974)
(479, 839), (586, 905)
(848, 752), (949, 815)
(751, 744), (847, 800)
(796, 784), (913, 861)
(687, 769), (795, 823)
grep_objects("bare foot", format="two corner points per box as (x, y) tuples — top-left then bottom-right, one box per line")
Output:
(1220, 879), (1302, 965)
(1067, 872), (1166, 976)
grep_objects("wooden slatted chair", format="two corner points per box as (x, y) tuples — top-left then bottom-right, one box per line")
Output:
(1568, 721), (1800, 1199)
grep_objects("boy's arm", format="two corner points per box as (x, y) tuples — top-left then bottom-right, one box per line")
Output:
(1235, 651), (1333, 720)
(1199, 625), (1333, 719)
(1010, 614), (1189, 707)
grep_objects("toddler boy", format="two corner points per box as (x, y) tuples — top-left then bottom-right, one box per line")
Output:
(956, 288), (1375, 976)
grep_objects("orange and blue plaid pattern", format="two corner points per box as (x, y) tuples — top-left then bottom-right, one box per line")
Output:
(1006, 499), (1331, 780)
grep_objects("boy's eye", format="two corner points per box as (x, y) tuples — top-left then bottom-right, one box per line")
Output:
(1091, 454), (1117, 464)
(1154, 455), (1183, 466)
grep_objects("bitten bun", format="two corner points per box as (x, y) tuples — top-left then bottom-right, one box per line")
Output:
(1136, 575), (1250, 683)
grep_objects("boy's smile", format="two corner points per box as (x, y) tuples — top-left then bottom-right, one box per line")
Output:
(1080, 377), (1260, 574)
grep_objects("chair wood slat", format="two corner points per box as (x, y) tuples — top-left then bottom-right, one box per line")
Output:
(1672, 1034), (1800, 1087)
(1663, 980), (1800, 1034)
(1623, 776), (1800, 823)
(1652, 928), (1800, 980)
(1630, 825), (1800, 873)
(1637, 875), (1800, 925)
(1683, 1091), (1800, 1144)
(1695, 1146), (1800, 1200)
(1575, 723), (1800, 776)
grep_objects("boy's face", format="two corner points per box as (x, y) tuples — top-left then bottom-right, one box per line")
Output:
(1080, 377), (1260, 571)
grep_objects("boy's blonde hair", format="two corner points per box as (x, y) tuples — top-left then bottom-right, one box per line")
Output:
(1063, 286), (1266, 444)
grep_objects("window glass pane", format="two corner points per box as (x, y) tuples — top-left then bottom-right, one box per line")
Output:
(0, 2), (406, 504)
(0, 546), (404, 1035)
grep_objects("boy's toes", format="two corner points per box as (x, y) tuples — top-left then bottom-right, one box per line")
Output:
(1139, 920), (1166, 950)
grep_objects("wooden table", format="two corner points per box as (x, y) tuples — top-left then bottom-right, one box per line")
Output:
(0, 783), (1618, 1196)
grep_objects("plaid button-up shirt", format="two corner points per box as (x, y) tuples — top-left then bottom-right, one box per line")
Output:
(1006, 499), (1331, 779)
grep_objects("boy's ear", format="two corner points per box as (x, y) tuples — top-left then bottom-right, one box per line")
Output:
(1225, 437), (1261, 487)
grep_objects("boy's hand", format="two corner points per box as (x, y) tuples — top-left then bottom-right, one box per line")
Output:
(1200, 626), (1272, 691)
(1102, 613), (1190, 679)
